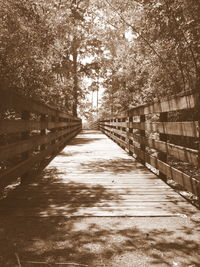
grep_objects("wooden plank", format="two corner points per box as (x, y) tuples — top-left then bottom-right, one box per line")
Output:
(129, 122), (143, 130)
(103, 129), (128, 148)
(102, 124), (198, 165)
(127, 133), (198, 166)
(0, 208), (188, 217)
(129, 92), (197, 116)
(139, 114), (146, 165)
(144, 154), (199, 196)
(102, 126), (127, 138)
(129, 144), (145, 161)
(149, 138), (198, 165)
(0, 90), (55, 116)
(158, 112), (168, 181)
(0, 130), (198, 220)
(0, 90), (78, 120)
(109, 133), (199, 196)
(20, 110), (31, 182)
(0, 129), (80, 188)
(0, 127), (80, 161)
(101, 121), (127, 128)
(101, 120), (199, 138)
(0, 120), (81, 134)
(127, 132), (142, 144)
(100, 114), (127, 121)
(130, 122), (198, 137)
(129, 121), (199, 138)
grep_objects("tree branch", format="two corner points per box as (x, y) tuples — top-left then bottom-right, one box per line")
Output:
(104, 0), (180, 89)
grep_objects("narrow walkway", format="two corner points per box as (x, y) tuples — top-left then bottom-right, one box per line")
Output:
(0, 131), (199, 266)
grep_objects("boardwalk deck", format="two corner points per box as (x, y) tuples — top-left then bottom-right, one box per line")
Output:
(0, 130), (200, 266)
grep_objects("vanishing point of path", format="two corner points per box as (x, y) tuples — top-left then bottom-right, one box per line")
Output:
(0, 131), (200, 266)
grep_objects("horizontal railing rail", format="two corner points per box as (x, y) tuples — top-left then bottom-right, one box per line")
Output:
(99, 91), (200, 200)
(0, 90), (82, 189)
(88, 121), (99, 130)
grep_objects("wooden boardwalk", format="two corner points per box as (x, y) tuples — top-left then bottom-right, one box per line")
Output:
(0, 130), (200, 266)
(0, 130), (198, 217)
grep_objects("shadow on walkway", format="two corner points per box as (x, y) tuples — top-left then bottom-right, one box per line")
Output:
(0, 130), (200, 266)
(0, 167), (199, 266)
(80, 158), (149, 175)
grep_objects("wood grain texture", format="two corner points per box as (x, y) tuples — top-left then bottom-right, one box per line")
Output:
(0, 126), (81, 160)
(101, 123), (199, 166)
(0, 127), (81, 188)
(0, 90), (81, 120)
(0, 120), (81, 134)
(129, 91), (197, 116)
(0, 131), (198, 217)
(102, 128), (199, 196)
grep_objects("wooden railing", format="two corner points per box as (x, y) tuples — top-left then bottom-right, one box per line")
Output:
(88, 121), (99, 130)
(0, 90), (82, 189)
(99, 91), (200, 199)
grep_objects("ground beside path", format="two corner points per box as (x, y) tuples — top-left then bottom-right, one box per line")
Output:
(0, 130), (199, 266)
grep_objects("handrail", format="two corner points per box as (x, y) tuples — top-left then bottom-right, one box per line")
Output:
(99, 91), (200, 199)
(0, 90), (82, 189)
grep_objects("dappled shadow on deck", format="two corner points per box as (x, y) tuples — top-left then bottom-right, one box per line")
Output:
(0, 166), (199, 266)
(0, 131), (200, 266)
(0, 214), (199, 266)
(80, 158), (149, 175)
(0, 167), (122, 216)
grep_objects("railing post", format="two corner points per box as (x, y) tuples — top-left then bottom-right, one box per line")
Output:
(40, 114), (46, 151)
(127, 113), (133, 156)
(139, 114), (146, 165)
(158, 112), (168, 182)
(196, 92), (200, 205)
(21, 110), (30, 184)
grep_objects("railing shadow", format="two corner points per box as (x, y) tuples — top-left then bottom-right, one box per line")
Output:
(0, 130), (199, 266)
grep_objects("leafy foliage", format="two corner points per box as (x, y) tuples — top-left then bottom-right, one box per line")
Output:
(96, 0), (200, 116)
(1, 0), (199, 118)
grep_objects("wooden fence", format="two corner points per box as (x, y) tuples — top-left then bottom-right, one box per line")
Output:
(0, 90), (82, 189)
(88, 121), (99, 130)
(99, 91), (200, 199)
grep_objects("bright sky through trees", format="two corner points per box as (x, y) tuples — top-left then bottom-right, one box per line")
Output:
(1, 0), (199, 122)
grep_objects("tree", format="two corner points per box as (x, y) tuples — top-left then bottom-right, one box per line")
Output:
(95, 0), (200, 114)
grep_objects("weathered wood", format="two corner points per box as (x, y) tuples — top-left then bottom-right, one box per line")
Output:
(103, 125), (199, 166)
(130, 134), (198, 166)
(20, 110), (31, 184)
(21, 110), (30, 161)
(101, 123), (200, 196)
(40, 114), (47, 151)
(1, 131), (198, 219)
(102, 121), (127, 128)
(0, 89), (79, 120)
(127, 116), (133, 156)
(0, 128), (80, 188)
(0, 90), (81, 189)
(129, 91), (197, 116)
(0, 127), (80, 161)
(129, 121), (199, 137)
(101, 126), (200, 197)
(146, 121), (199, 137)
(139, 115), (146, 165)
(128, 144), (199, 196)
(0, 120), (80, 134)
(158, 112), (168, 181)
(102, 125), (127, 138)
